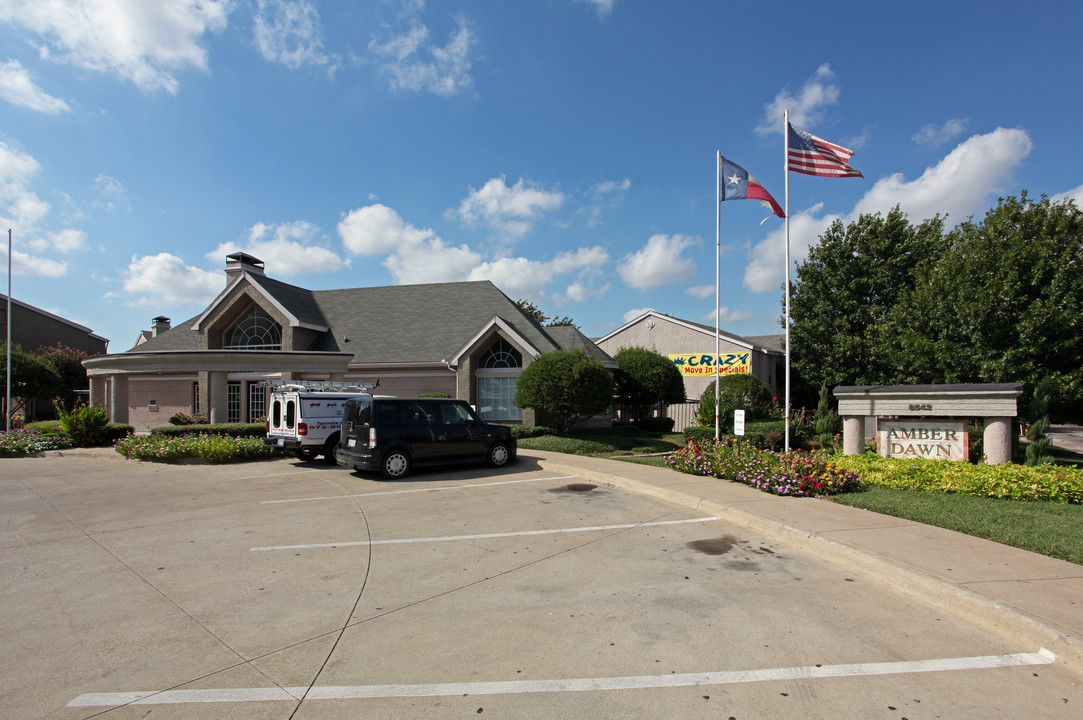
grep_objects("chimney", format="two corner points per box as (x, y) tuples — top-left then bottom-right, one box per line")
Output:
(224, 252), (266, 284)
(152, 316), (171, 337)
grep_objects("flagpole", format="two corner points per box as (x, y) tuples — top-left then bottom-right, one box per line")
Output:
(783, 110), (791, 454)
(6, 229), (11, 432)
(715, 150), (721, 441)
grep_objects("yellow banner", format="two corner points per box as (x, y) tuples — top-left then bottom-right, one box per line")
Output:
(668, 353), (750, 376)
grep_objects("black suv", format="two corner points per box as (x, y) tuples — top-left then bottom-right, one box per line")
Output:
(336, 397), (516, 479)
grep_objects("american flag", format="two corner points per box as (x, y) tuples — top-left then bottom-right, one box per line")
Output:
(787, 123), (863, 178)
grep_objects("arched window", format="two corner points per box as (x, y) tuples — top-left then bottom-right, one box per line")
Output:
(477, 337), (522, 421)
(480, 338), (522, 369)
(223, 304), (282, 350)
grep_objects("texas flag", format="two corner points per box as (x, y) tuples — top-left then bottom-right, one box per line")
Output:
(719, 155), (785, 218)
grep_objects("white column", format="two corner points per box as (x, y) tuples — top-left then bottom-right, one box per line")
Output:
(984, 416), (1012, 465)
(89, 376), (107, 408)
(208, 371), (228, 424)
(842, 415), (865, 455)
(109, 375), (129, 424)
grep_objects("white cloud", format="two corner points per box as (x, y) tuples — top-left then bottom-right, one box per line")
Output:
(912, 118), (968, 147)
(369, 9), (476, 97)
(757, 64), (840, 136)
(617, 233), (698, 290)
(468, 246), (608, 301)
(594, 178), (631, 195)
(576, 0), (619, 18)
(210, 221), (345, 276)
(698, 307), (756, 325)
(91, 174), (130, 212)
(0, 141), (49, 230)
(338, 203), (438, 255)
(0, 0), (232, 93)
(338, 203), (480, 284)
(253, 0), (334, 70)
(449, 176), (565, 241)
(0, 244), (67, 276)
(1052, 184), (1083, 207)
(622, 307), (653, 323)
(686, 284), (714, 299)
(742, 127), (1035, 292)
(0, 58), (69, 112)
(852, 127), (1033, 223)
(120, 253), (222, 306)
(26, 227), (86, 254)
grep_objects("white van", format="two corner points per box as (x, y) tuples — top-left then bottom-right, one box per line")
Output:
(263, 381), (379, 461)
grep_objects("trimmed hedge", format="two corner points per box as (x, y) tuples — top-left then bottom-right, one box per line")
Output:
(150, 422), (267, 438)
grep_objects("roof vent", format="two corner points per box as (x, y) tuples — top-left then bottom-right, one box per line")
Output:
(225, 252), (265, 283)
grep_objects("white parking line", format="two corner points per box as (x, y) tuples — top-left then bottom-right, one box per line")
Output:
(261, 476), (576, 505)
(250, 516), (722, 552)
(68, 648), (1056, 707)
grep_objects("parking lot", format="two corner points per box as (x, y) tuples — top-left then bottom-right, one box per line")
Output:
(2, 452), (1080, 719)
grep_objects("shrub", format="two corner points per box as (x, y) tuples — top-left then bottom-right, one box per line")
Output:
(514, 350), (614, 432)
(834, 454), (1083, 503)
(633, 416), (675, 432)
(55, 401), (110, 447)
(418, 392), (451, 398)
(695, 374), (774, 431)
(151, 422), (267, 438)
(510, 425), (555, 439)
(169, 411), (209, 425)
(115, 433), (289, 463)
(613, 346), (685, 421)
(0, 428), (72, 455)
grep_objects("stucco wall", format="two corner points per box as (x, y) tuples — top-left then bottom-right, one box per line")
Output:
(596, 315), (782, 402)
(129, 376), (195, 431)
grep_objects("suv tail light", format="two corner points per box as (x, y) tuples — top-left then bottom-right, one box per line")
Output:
(298, 422), (308, 436)
(369, 427), (376, 448)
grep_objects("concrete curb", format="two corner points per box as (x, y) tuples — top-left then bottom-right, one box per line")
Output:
(537, 457), (1083, 678)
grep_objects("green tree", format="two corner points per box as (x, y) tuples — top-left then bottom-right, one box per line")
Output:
(514, 350), (614, 432)
(788, 207), (944, 390)
(515, 299), (578, 328)
(1025, 376), (1054, 466)
(2, 342), (61, 421)
(695, 374), (774, 432)
(613, 346), (685, 421)
(890, 193), (1083, 420)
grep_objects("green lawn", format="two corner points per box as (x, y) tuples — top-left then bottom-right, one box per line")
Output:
(830, 486), (1083, 565)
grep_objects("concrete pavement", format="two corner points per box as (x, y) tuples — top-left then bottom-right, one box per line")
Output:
(527, 449), (1083, 678)
(42, 443), (1083, 679)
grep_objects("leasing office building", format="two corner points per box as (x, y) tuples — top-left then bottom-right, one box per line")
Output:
(84, 253), (615, 432)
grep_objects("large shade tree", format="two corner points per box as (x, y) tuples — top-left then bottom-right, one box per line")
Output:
(788, 206), (944, 390)
(888, 192), (1083, 419)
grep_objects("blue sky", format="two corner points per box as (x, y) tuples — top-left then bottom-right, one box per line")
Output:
(2, 0), (1081, 352)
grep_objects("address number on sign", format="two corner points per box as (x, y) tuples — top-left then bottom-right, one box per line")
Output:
(909, 403), (933, 411)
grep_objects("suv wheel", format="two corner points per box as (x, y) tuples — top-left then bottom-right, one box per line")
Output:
(381, 449), (411, 479)
(323, 438), (340, 464)
(487, 441), (511, 468)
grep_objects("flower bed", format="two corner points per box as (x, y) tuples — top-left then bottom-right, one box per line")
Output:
(114, 433), (289, 463)
(664, 436), (862, 497)
(0, 428), (73, 456)
(833, 453), (1083, 504)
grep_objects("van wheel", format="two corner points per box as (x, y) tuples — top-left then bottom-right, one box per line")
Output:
(381, 449), (411, 479)
(296, 449), (320, 461)
(323, 439), (340, 464)
(487, 441), (512, 468)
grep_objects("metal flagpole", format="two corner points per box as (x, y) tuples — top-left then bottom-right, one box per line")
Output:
(6, 229), (11, 432)
(715, 151), (721, 441)
(783, 110), (791, 454)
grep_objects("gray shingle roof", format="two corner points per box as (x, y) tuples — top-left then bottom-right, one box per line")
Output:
(126, 277), (611, 364)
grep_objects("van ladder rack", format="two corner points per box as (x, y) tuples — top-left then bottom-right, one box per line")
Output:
(259, 379), (380, 392)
